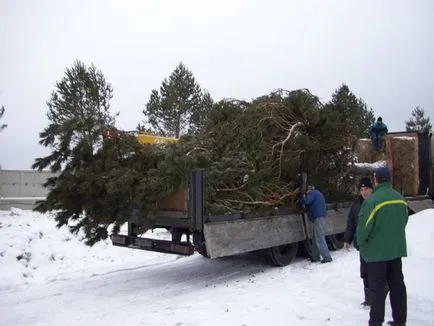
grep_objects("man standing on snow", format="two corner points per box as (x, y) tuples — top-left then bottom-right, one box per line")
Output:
(357, 167), (408, 326)
(299, 185), (332, 264)
(344, 176), (374, 306)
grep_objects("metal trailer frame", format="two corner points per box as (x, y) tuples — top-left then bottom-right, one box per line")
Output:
(111, 168), (433, 266)
(111, 168), (434, 261)
(111, 170), (353, 263)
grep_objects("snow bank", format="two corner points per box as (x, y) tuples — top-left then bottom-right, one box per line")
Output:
(0, 208), (174, 290)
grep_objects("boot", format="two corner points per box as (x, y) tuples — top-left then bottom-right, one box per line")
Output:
(361, 287), (371, 306)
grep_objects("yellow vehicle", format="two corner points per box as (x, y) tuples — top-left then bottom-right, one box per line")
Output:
(135, 133), (178, 145)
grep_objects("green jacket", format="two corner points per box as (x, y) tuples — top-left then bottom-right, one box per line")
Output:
(356, 182), (408, 263)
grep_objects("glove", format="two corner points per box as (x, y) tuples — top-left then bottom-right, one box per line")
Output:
(297, 194), (306, 205)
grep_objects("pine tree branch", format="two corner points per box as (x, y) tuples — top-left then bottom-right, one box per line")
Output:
(224, 188), (300, 206)
(215, 183), (247, 192)
(271, 121), (305, 179)
(185, 147), (209, 156)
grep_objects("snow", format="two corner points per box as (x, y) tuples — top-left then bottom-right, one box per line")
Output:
(1, 208), (434, 326)
(354, 160), (387, 169)
(394, 136), (415, 140)
(0, 209), (174, 289)
(1, 197), (46, 200)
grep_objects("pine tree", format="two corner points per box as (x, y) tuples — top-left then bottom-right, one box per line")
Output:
(32, 73), (377, 246)
(140, 62), (213, 137)
(325, 84), (375, 138)
(405, 106), (432, 133)
(32, 60), (117, 172)
(31, 60), (122, 245)
(0, 105), (6, 132)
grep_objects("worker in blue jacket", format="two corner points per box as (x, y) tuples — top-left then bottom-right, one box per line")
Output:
(368, 117), (388, 152)
(299, 185), (332, 263)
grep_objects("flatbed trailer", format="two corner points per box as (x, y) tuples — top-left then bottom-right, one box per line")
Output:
(111, 169), (434, 266)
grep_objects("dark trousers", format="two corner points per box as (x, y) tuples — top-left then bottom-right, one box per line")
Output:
(367, 258), (407, 326)
(360, 254), (369, 288)
(371, 133), (384, 151)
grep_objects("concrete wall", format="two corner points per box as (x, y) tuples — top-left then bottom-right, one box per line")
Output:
(0, 169), (56, 210)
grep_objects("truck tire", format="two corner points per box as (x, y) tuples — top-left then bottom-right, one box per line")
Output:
(192, 232), (209, 258)
(264, 242), (299, 266)
(326, 233), (345, 250)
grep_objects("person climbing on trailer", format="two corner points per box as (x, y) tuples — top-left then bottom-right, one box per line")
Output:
(368, 117), (388, 152)
(299, 185), (332, 264)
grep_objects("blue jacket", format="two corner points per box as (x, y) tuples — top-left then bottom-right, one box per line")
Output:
(368, 122), (388, 136)
(301, 189), (327, 221)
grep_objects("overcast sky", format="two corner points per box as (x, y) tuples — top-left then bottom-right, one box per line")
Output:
(1, 0), (433, 170)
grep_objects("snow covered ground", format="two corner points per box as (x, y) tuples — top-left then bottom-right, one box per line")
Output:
(1, 207), (433, 326)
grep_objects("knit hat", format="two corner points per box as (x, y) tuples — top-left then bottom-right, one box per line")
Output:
(359, 176), (373, 189)
(375, 166), (391, 183)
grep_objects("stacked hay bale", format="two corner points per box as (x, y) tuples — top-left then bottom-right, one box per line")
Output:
(355, 138), (375, 163)
(353, 138), (387, 176)
(386, 133), (419, 196)
(354, 133), (420, 196)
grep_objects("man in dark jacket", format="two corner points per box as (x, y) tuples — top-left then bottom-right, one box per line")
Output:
(344, 176), (374, 306)
(368, 117), (388, 152)
(357, 167), (408, 326)
(300, 185), (332, 263)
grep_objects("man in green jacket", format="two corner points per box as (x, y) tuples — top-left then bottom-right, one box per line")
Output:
(357, 167), (408, 326)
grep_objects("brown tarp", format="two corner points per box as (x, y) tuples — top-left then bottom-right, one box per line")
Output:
(157, 189), (187, 211)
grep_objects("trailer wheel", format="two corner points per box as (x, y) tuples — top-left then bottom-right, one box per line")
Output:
(192, 232), (209, 258)
(264, 242), (299, 266)
(326, 233), (345, 250)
